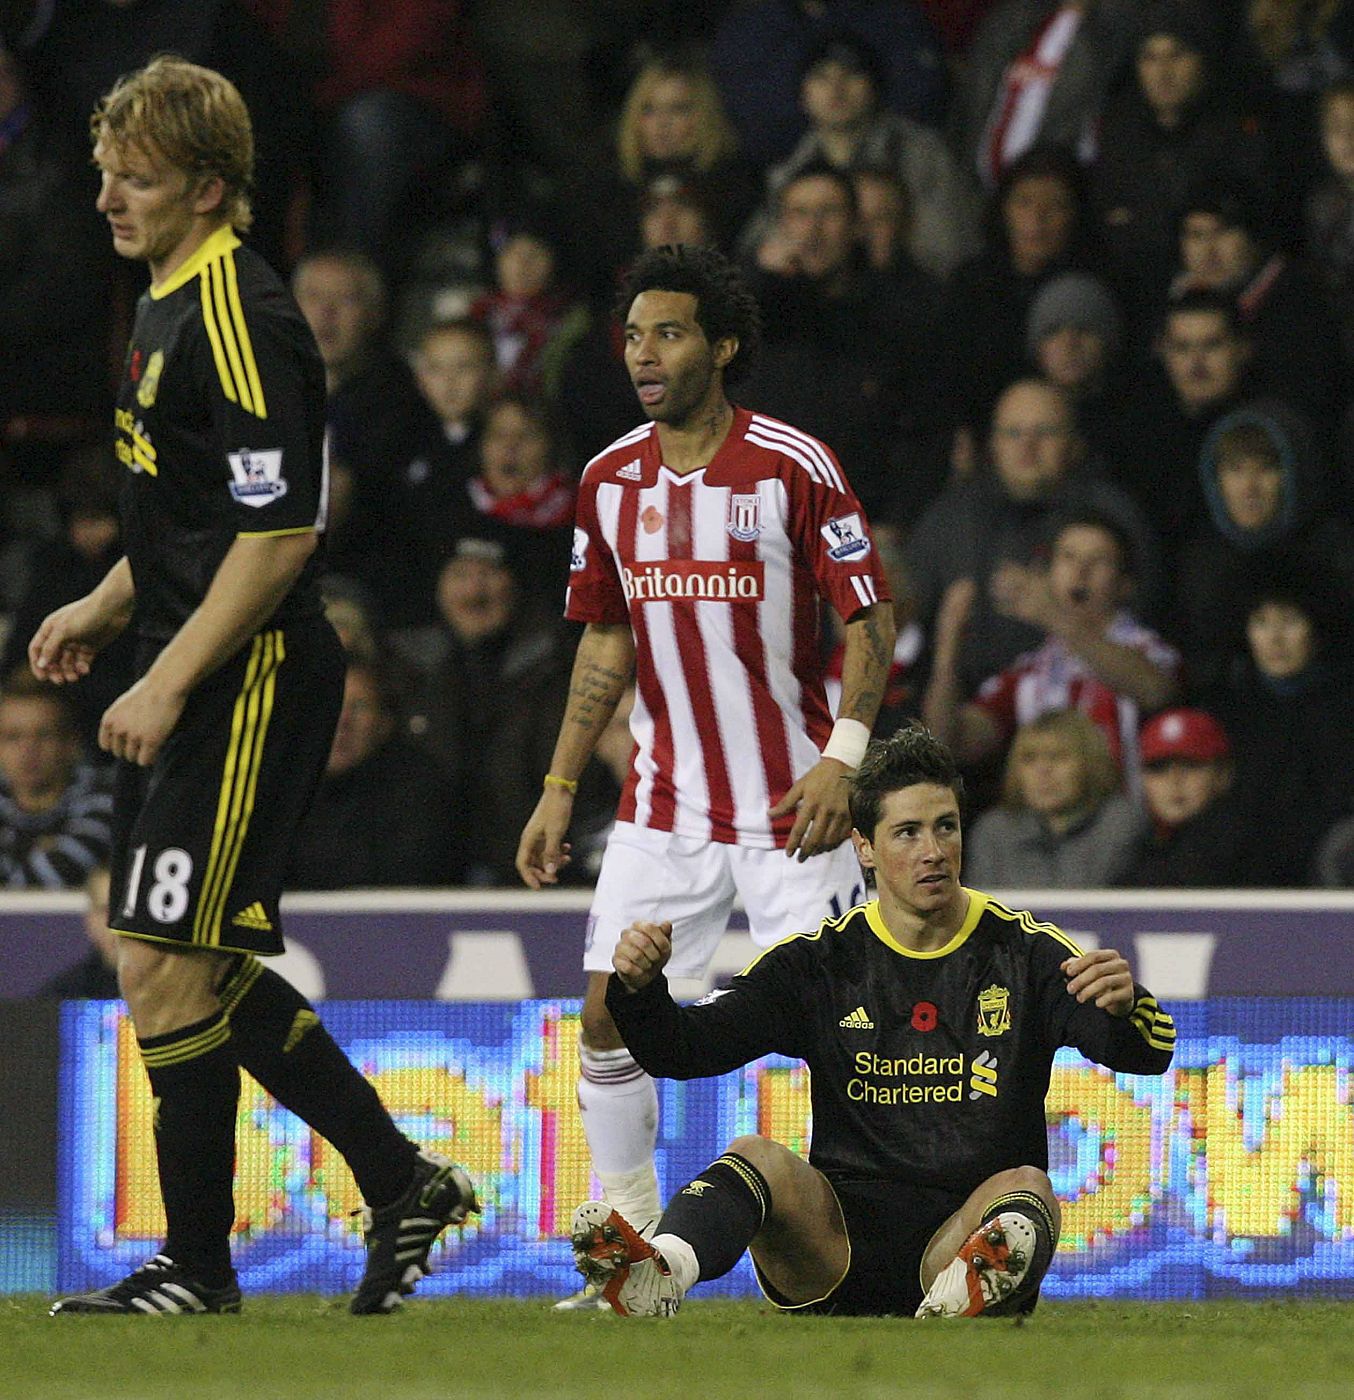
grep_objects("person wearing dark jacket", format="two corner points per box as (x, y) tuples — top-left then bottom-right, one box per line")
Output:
(288, 658), (456, 889)
(1120, 707), (1251, 887)
(403, 538), (575, 886)
(1173, 400), (1354, 696)
(1092, 0), (1272, 319)
(1207, 577), (1354, 888)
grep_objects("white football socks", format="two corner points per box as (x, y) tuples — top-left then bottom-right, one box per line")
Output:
(649, 1232), (700, 1294)
(578, 1044), (661, 1232)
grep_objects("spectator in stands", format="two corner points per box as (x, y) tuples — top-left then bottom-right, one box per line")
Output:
(0, 672), (112, 890)
(35, 865), (119, 1000)
(288, 657), (456, 890)
(293, 249), (429, 626)
(964, 708), (1144, 888)
(1170, 180), (1346, 416)
(952, 0), (1139, 188)
(1093, 1), (1270, 311)
(1118, 291), (1257, 545)
(1, 442), (134, 753)
(923, 509), (1178, 785)
(1303, 79), (1354, 370)
(320, 577), (381, 667)
(404, 538), (574, 885)
(463, 395), (577, 586)
(1174, 402), (1354, 695)
(750, 30), (980, 279)
(245, 0), (487, 278)
(942, 144), (1100, 437)
(1209, 576), (1354, 887)
(907, 379), (1162, 691)
(600, 51), (753, 278)
(711, 0), (949, 170)
(0, 44), (111, 441)
(851, 166), (911, 274)
(1120, 706), (1251, 886)
(1024, 272), (1127, 467)
(744, 162), (946, 523)
(470, 216), (587, 401)
(1231, 0), (1354, 245)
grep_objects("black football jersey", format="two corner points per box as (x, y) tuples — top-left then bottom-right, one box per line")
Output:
(607, 890), (1175, 1191)
(113, 225), (326, 640)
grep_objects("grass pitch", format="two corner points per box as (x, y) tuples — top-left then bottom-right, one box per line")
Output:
(1, 1296), (1348, 1399)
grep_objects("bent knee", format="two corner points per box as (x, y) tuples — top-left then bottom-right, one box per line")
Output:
(990, 1166), (1059, 1228)
(117, 940), (225, 1031)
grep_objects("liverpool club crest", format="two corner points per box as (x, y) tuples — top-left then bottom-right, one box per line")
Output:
(976, 984), (1011, 1037)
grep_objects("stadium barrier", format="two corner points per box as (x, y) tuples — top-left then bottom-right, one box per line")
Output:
(52, 997), (1354, 1301)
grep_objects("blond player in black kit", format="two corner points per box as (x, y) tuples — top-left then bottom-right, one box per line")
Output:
(569, 724), (1175, 1318)
(35, 57), (475, 1317)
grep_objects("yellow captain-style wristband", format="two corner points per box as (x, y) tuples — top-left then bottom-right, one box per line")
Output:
(543, 773), (579, 794)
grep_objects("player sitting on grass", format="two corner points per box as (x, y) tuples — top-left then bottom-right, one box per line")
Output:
(571, 723), (1175, 1318)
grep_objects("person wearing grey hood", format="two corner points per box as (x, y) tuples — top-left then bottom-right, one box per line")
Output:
(1025, 271), (1129, 467)
(1172, 399), (1354, 695)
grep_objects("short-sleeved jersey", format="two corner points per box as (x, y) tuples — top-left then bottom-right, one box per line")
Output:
(566, 408), (890, 848)
(607, 890), (1175, 1192)
(972, 611), (1180, 784)
(113, 225), (327, 641)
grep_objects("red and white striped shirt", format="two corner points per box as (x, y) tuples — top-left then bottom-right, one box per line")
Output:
(566, 408), (890, 848)
(971, 611), (1181, 788)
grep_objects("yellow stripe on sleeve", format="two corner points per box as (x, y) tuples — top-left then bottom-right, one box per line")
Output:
(200, 271), (238, 406)
(209, 259), (255, 415)
(224, 252), (267, 418)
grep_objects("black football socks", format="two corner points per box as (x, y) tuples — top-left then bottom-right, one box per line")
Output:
(218, 956), (418, 1209)
(654, 1153), (772, 1281)
(138, 1010), (239, 1287)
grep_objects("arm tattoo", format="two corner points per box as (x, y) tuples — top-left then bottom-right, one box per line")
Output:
(840, 605), (894, 726)
(567, 658), (629, 733)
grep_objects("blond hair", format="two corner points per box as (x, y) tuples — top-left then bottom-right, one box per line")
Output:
(91, 55), (254, 233)
(1001, 709), (1120, 811)
(616, 57), (738, 184)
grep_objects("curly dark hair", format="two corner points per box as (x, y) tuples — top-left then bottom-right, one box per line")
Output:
(614, 244), (763, 385)
(848, 723), (965, 841)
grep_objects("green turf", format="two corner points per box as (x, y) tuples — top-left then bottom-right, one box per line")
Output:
(1, 1296), (1350, 1399)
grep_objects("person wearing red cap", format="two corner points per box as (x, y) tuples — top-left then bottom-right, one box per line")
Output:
(1120, 706), (1251, 886)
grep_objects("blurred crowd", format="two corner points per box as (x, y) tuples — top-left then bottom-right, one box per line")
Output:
(5, 0), (1354, 896)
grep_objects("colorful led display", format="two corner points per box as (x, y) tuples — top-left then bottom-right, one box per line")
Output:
(58, 1000), (1354, 1298)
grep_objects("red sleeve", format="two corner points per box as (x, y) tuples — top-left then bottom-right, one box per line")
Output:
(787, 446), (892, 621)
(563, 478), (628, 625)
(971, 667), (1018, 740)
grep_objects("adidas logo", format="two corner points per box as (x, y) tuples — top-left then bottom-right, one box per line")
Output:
(616, 458), (643, 481)
(231, 901), (273, 932)
(839, 1006), (875, 1029)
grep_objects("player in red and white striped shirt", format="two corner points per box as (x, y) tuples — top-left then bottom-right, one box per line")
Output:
(516, 248), (895, 1285)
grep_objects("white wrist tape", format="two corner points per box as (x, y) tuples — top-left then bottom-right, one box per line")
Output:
(822, 717), (870, 769)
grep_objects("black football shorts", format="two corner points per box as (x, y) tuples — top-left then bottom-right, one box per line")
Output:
(108, 617), (343, 956)
(753, 1175), (970, 1317)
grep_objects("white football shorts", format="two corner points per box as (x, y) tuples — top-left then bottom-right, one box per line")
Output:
(583, 820), (867, 978)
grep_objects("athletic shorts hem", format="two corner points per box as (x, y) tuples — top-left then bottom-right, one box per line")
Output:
(109, 925), (281, 958)
(750, 1175), (851, 1311)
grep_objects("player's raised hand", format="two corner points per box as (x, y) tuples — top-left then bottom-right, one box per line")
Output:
(1062, 948), (1135, 1017)
(613, 920), (673, 991)
(771, 756), (853, 862)
(29, 595), (128, 685)
(515, 789), (574, 889)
